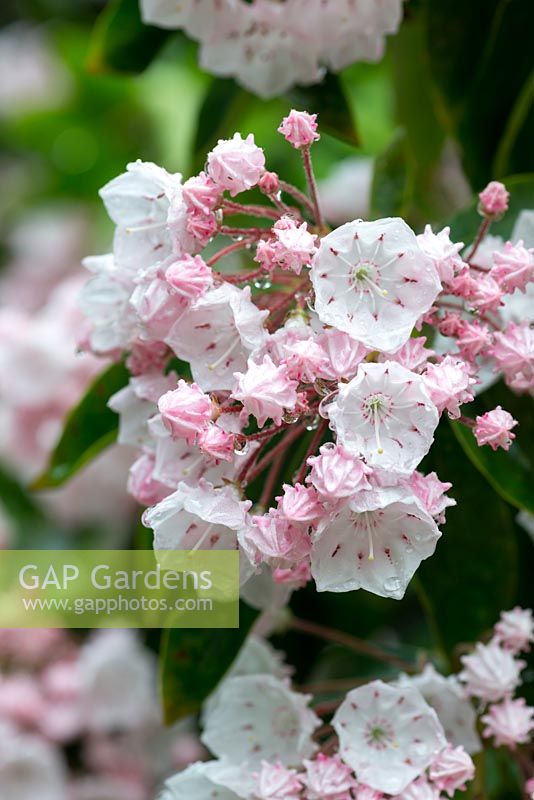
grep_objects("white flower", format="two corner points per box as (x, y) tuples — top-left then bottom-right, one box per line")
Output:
(311, 218), (441, 351)
(79, 630), (158, 733)
(459, 641), (526, 703)
(0, 722), (66, 800)
(165, 284), (267, 391)
(144, 480), (251, 554)
(109, 373), (177, 448)
(328, 361), (439, 475)
(162, 761), (243, 800)
(397, 665), (481, 755)
(201, 674), (319, 768)
(311, 487), (440, 599)
(332, 680), (447, 795)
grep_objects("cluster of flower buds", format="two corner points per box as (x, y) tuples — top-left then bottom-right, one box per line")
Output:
(160, 610), (533, 800)
(140, 0), (404, 98)
(80, 110), (533, 609)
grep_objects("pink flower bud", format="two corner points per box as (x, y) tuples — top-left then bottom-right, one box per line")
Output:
(277, 483), (323, 523)
(232, 355), (298, 427)
(197, 424), (235, 462)
(158, 379), (213, 443)
(182, 171), (220, 215)
(186, 210), (218, 246)
(259, 171), (280, 195)
(165, 254), (213, 300)
(478, 181), (509, 218)
(429, 746), (475, 797)
(490, 240), (534, 294)
(474, 406), (518, 451)
(494, 607), (534, 653)
(307, 443), (372, 500)
(481, 697), (534, 749)
(207, 133), (265, 196)
(278, 110), (320, 149)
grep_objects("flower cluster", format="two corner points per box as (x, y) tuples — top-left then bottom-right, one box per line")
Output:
(140, 0), (404, 98)
(0, 628), (199, 800)
(80, 112), (532, 609)
(160, 609), (533, 800)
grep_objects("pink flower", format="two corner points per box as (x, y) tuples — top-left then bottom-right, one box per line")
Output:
(526, 777), (534, 800)
(405, 471), (456, 524)
(259, 171), (280, 195)
(316, 329), (368, 380)
(423, 357), (475, 418)
(277, 483), (324, 523)
(158, 379), (213, 443)
(395, 777), (440, 799)
(455, 319), (492, 361)
(255, 238), (280, 272)
(0, 674), (46, 728)
(232, 355), (298, 427)
(127, 451), (170, 505)
(474, 406), (518, 451)
(380, 337), (435, 372)
(278, 109), (320, 148)
(428, 745), (475, 797)
(126, 339), (168, 376)
(490, 321), (534, 393)
(241, 510), (312, 566)
(185, 209), (218, 246)
(273, 560), (311, 588)
(471, 274), (503, 313)
(165, 254), (213, 299)
(416, 225), (465, 284)
(481, 697), (534, 748)
(271, 216), (318, 274)
(207, 132), (265, 196)
(307, 443), (372, 501)
(478, 181), (510, 218)
(459, 641), (526, 702)
(197, 423), (235, 462)
(282, 336), (328, 382)
(255, 760), (303, 800)
(354, 787), (383, 800)
(491, 240), (534, 294)
(303, 752), (356, 799)
(182, 171), (220, 215)
(494, 607), (534, 653)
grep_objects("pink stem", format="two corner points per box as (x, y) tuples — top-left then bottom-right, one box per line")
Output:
(245, 425), (305, 485)
(259, 458), (283, 509)
(293, 419), (328, 485)
(207, 239), (251, 267)
(301, 146), (324, 229)
(278, 179), (315, 217)
(223, 267), (265, 285)
(466, 218), (491, 262)
(220, 225), (266, 239)
(222, 199), (281, 221)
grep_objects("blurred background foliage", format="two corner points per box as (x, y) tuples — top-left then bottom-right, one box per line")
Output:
(0, 1), (532, 796)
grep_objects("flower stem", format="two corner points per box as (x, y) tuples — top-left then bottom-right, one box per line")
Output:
(207, 239), (251, 267)
(301, 146), (325, 229)
(291, 616), (417, 673)
(222, 199), (281, 221)
(259, 458), (283, 508)
(293, 419), (328, 485)
(245, 425), (305, 485)
(278, 179), (315, 217)
(466, 218), (491, 262)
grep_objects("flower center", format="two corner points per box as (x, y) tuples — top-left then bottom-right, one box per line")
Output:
(364, 717), (395, 751)
(351, 260), (388, 298)
(360, 392), (392, 455)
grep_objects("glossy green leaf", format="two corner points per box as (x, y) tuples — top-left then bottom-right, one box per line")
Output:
(32, 362), (129, 491)
(192, 78), (253, 172)
(424, 0), (533, 185)
(287, 72), (360, 147)
(417, 422), (517, 660)
(159, 602), (258, 723)
(87, 0), (171, 75)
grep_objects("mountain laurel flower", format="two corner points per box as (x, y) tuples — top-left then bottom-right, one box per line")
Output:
(207, 133), (265, 196)
(455, 319), (492, 362)
(328, 361), (439, 475)
(404, 471), (456, 525)
(428, 746), (475, 797)
(182, 171), (220, 215)
(489, 322), (534, 393)
(395, 777), (441, 799)
(416, 225), (465, 284)
(307, 443), (372, 501)
(276, 483), (324, 523)
(158, 379), (214, 443)
(474, 406), (518, 451)
(165, 254), (213, 299)
(422, 357), (475, 419)
(240, 510), (312, 566)
(232, 355), (298, 427)
(127, 451), (170, 506)
(481, 697), (534, 749)
(197, 424), (235, 462)
(478, 180), (510, 218)
(311, 217), (441, 352)
(272, 217), (318, 274)
(332, 680), (447, 796)
(278, 110), (320, 148)
(490, 240), (534, 294)
(459, 641), (526, 702)
(494, 607), (534, 653)
(259, 170), (280, 195)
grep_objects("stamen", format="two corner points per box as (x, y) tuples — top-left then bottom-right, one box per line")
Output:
(364, 512), (375, 561)
(373, 405), (384, 454)
(208, 336), (241, 370)
(125, 220), (166, 234)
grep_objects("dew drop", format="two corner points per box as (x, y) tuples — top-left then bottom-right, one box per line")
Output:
(384, 576), (402, 593)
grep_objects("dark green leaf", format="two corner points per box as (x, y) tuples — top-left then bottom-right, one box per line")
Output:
(87, 0), (171, 75)
(0, 462), (46, 526)
(370, 129), (411, 218)
(417, 422), (517, 660)
(159, 602), (258, 723)
(287, 73), (360, 147)
(424, 0), (534, 185)
(32, 362), (129, 491)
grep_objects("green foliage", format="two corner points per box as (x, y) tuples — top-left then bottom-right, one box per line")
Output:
(87, 0), (171, 74)
(159, 602), (258, 723)
(417, 422), (518, 661)
(32, 362), (129, 490)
